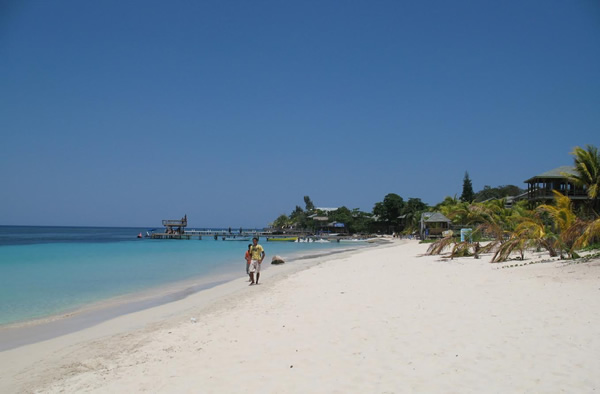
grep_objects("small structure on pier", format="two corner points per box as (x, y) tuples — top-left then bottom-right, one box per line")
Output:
(162, 214), (187, 235)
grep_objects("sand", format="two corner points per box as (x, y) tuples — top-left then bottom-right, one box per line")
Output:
(1, 240), (599, 393)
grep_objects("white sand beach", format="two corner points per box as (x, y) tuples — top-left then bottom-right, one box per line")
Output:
(1, 240), (599, 393)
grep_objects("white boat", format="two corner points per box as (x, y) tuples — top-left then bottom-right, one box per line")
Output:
(266, 236), (298, 242)
(222, 236), (251, 241)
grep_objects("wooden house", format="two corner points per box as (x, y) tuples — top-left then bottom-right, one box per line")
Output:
(420, 212), (452, 239)
(524, 166), (587, 206)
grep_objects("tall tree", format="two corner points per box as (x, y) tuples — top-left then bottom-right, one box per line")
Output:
(303, 196), (315, 212)
(460, 171), (475, 203)
(272, 214), (290, 229)
(401, 198), (428, 233)
(289, 205), (307, 229)
(329, 206), (354, 231)
(474, 185), (524, 202)
(373, 193), (405, 232)
(350, 208), (373, 233)
(566, 144), (600, 216)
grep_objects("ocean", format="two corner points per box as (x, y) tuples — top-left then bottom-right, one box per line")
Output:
(0, 226), (359, 328)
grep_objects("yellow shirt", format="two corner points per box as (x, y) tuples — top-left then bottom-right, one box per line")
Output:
(250, 244), (264, 260)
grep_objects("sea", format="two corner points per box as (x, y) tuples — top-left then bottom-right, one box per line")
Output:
(0, 226), (360, 330)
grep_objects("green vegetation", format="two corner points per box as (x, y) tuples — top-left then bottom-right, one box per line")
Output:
(460, 172), (475, 203)
(565, 144), (600, 216)
(474, 185), (524, 202)
(270, 145), (600, 261)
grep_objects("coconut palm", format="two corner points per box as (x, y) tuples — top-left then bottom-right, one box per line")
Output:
(491, 216), (558, 262)
(573, 217), (600, 249)
(537, 190), (578, 258)
(272, 214), (292, 229)
(566, 144), (600, 216)
(491, 234), (528, 262)
(442, 201), (492, 227)
(426, 236), (455, 255)
(426, 236), (481, 259)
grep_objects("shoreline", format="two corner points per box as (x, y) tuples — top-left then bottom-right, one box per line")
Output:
(0, 243), (375, 351)
(2, 240), (599, 393)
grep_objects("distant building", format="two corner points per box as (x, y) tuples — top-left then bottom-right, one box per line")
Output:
(315, 207), (339, 215)
(524, 166), (587, 206)
(420, 212), (451, 239)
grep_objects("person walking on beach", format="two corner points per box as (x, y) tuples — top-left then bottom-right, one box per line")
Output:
(248, 237), (265, 285)
(245, 244), (252, 281)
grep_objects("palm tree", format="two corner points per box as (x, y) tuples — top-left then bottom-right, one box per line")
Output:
(566, 145), (600, 216)
(537, 190), (577, 258)
(573, 217), (600, 249)
(426, 236), (455, 255)
(491, 216), (558, 262)
(272, 214), (291, 229)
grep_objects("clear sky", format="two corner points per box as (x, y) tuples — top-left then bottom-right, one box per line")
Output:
(1, 1), (599, 228)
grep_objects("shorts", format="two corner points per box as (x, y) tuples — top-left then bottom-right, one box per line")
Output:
(248, 259), (261, 273)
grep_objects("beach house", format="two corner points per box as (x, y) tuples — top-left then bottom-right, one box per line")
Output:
(420, 212), (452, 239)
(524, 166), (587, 206)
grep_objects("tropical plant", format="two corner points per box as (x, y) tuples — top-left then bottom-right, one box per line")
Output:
(491, 235), (528, 262)
(426, 236), (455, 255)
(474, 184), (525, 202)
(573, 217), (600, 249)
(537, 190), (578, 258)
(372, 193), (405, 232)
(289, 205), (307, 228)
(450, 241), (477, 259)
(272, 214), (291, 229)
(491, 216), (558, 262)
(329, 206), (353, 226)
(442, 201), (488, 227)
(426, 236), (482, 259)
(401, 198), (429, 234)
(350, 209), (374, 234)
(566, 144), (600, 216)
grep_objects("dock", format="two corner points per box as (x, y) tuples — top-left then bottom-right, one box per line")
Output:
(150, 230), (264, 241)
(148, 215), (362, 242)
(149, 230), (373, 243)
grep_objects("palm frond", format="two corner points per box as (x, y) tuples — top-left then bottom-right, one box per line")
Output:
(491, 237), (527, 263)
(426, 236), (455, 255)
(450, 241), (473, 258)
(574, 217), (600, 249)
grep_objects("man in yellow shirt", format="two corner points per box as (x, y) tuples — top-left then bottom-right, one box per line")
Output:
(249, 237), (265, 285)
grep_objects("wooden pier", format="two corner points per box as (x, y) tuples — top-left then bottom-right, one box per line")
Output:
(149, 231), (373, 243)
(148, 215), (364, 242)
(151, 230), (263, 241)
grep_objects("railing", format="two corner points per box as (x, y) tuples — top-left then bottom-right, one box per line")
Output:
(527, 187), (588, 200)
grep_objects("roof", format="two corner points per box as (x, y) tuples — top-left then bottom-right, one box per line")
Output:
(316, 207), (338, 212)
(421, 212), (451, 223)
(525, 166), (577, 183)
(312, 216), (329, 221)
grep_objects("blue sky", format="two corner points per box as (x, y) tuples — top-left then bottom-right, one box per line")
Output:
(1, 1), (599, 228)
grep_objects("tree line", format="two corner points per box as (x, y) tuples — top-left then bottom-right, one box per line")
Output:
(270, 145), (600, 246)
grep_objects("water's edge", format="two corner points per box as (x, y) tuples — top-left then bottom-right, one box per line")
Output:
(0, 245), (370, 351)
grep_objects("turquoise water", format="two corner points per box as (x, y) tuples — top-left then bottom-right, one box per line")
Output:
(0, 226), (353, 326)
